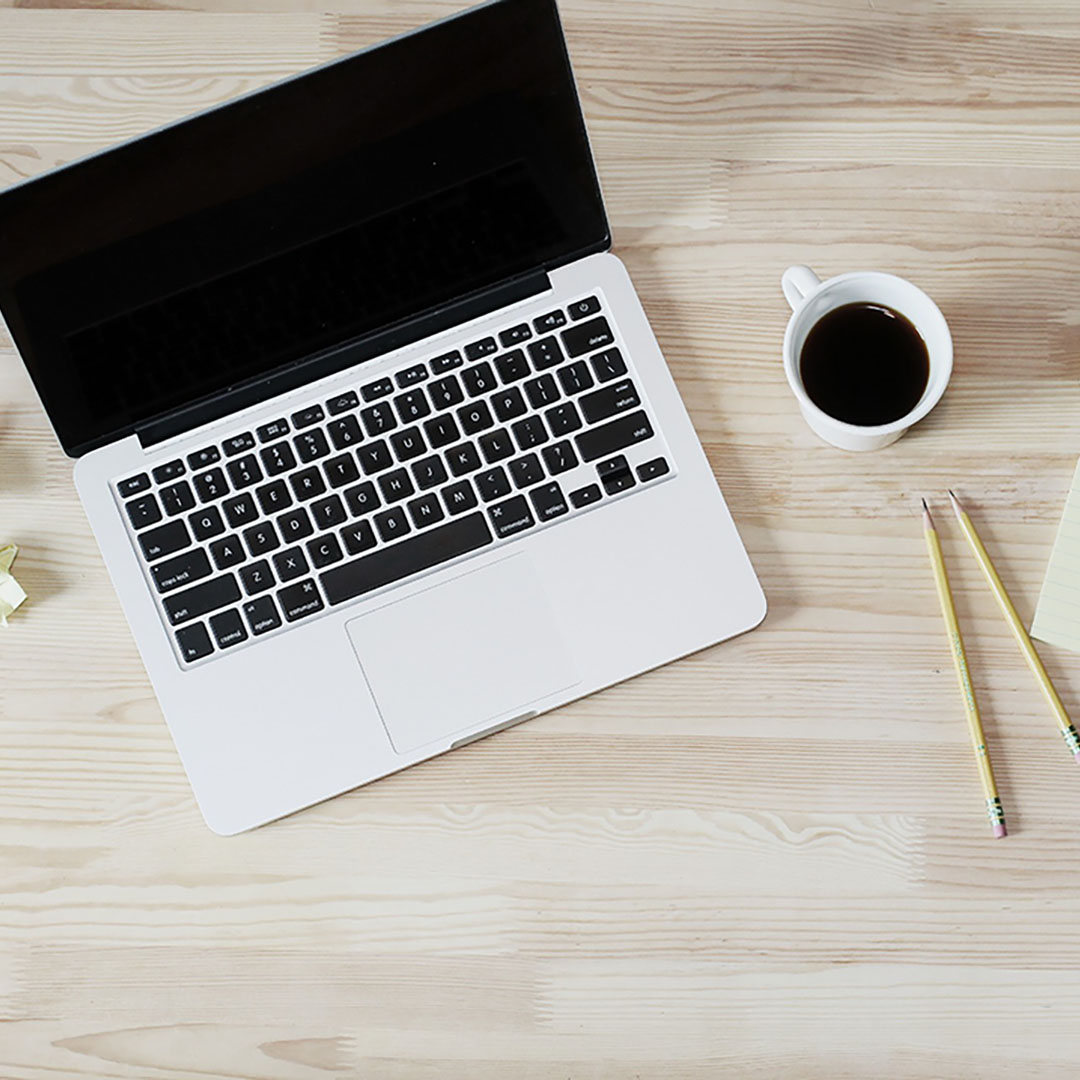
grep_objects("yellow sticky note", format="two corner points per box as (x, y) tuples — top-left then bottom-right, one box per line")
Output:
(0, 544), (27, 625)
(1033, 459), (1080, 651)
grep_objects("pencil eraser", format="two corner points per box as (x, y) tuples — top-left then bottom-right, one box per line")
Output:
(1074, 750), (1080, 763)
(993, 823), (1007, 839)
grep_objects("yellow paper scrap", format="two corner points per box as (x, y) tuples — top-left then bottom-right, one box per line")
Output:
(0, 544), (27, 625)
(1033, 458), (1080, 651)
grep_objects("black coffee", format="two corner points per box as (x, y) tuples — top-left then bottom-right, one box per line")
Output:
(799, 302), (929, 426)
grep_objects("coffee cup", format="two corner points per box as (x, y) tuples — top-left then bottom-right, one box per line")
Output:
(781, 265), (953, 451)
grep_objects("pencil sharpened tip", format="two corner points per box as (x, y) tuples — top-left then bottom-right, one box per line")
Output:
(921, 498), (929, 512)
(993, 823), (1007, 839)
(947, 489), (963, 515)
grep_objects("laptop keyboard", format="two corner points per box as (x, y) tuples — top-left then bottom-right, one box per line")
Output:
(114, 294), (674, 666)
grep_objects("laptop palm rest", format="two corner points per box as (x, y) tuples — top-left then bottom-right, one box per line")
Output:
(345, 554), (580, 754)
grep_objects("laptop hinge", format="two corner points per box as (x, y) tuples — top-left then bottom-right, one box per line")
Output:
(135, 268), (552, 450)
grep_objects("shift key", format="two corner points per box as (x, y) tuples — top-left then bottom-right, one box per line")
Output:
(163, 573), (241, 625)
(575, 410), (654, 462)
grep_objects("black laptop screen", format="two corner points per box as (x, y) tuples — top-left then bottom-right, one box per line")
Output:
(0, 0), (609, 457)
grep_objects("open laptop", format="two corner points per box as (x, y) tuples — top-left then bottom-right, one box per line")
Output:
(0, 0), (765, 834)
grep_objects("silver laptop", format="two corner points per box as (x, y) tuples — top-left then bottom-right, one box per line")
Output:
(0, 0), (765, 833)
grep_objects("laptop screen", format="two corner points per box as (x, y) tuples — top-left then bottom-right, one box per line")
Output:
(0, 0), (608, 457)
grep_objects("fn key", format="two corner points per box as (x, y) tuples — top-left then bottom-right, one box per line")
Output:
(175, 622), (213, 662)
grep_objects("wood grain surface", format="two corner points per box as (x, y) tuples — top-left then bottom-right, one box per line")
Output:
(4, 1), (1080, 1077)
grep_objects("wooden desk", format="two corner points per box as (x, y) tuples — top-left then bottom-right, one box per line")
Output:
(3, 1), (1080, 1076)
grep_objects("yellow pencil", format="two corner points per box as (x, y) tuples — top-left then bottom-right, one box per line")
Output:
(922, 499), (1007, 838)
(948, 489), (1080, 763)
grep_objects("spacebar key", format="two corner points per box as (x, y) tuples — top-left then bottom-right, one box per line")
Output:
(320, 512), (494, 605)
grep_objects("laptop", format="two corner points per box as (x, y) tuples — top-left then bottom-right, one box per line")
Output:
(0, 0), (765, 834)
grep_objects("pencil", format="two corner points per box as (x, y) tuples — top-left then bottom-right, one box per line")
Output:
(948, 489), (1080, 763)
(922, 499), (1007, 838)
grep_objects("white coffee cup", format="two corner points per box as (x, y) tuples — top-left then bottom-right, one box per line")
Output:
(781, 265), (953, 451)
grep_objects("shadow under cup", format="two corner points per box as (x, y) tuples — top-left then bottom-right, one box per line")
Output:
(783, 270), (953, 452)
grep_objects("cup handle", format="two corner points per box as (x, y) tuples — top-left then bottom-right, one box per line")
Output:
(781, 265), (822, 311)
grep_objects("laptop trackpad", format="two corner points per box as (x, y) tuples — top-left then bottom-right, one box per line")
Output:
(345, 554), (579, 754)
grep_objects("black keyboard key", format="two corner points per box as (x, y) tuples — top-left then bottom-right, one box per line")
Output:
(223, 492), (258, 528)
(407, 493), (445, 528)
(161, 480), (196, 516)
(581, 379), (640, 424)
(394, 389), (430, 423)
(260, 441), (297, 477)
(530, 481), (570, 522)
(126, 493), (162, 530)
(312, 493), (347, 530)
(209, 535), (245, 570)
(546, 402), (583, 436)
(524, 374), (560, 409)
(464, 336), (497, 361)
(492, 386), (527, 422)
(358, 439), (394, 475)
(244, 595), (282, 636)
(152, 459), (185, 484)
(340, 520), (377, 556)
(396, 364), (428, 388)
(187, 446), (220, 470)
(511, 415), (548, 450)
(442, 480), (478, 514)
(278, 506), (314, 542)
(193, 467), (229, 503)
(424, 414), (460, 449)
(324, 452), (360, 488)
(462, 362), (496, 397)
(152, 548), (212, 593)
(225, 454), (262, 489)
(257, 418), (290, 443)
(255, 480), (292, 515)
(294, 429), (330, 463)
(446, 442), (482, 476)
(163, 573), (241, 625)
(479, 428), (515, 463)
(190, 506), (226, 541)
(176, 622), (213, 662)
(430, 350), (463, 374)
(390, 426), (426, 462)
(570, 483), (602, 508)
(638, 457), (670, 482)
(412, 454), (448, 490)
(509, 454), (544, 489)
(374, 506), (411, 543)
(558, 360), (594, 395)
(321, 512), (493, 605)
(291, 404), (324, 428)
(591, 347), (627, 383)
(328, 415), (363, 450)
(139, 519), (191, 561)
(326, 390), (359, 415)
(243, 521), (280, 557)
(458, 400), (494, 436)
(223, 432), (255, 456)
(278, 579), (325, 622)
(476, 466), (511, 502)
(239, 559), (274, 595)
(541, 440), (578, 476)
(361, 401), (397, 437)
(378, 468), (415, 503)
(290, 466), (326, 501)
(273, 546), (309, 582)
(569, 295), (601, 320)
(495, 349), (530, 384)
(576, 410), (654, 462)
(488, 495), (535, 539)
(429, 374), (465, 410)
(307, 533), (344, 569)
(598, 454), (635, 495)
(562, 316), (614, 358)
(118, 473), (151, 498)
(534, 309), (567, 333)
(344, 481), (380, 517)
(527, 336), (564, 371)
(361, 377), (393, 402)
(499, 323), (532, 347)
